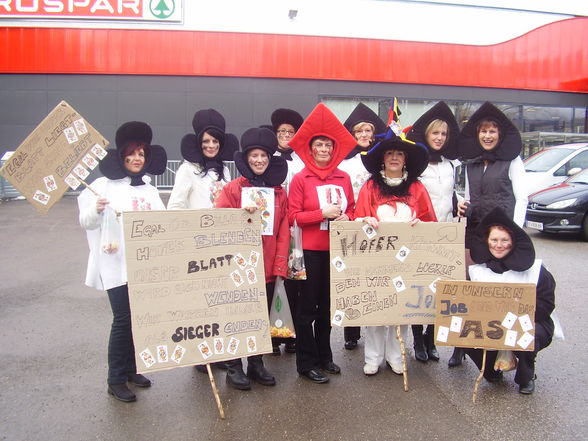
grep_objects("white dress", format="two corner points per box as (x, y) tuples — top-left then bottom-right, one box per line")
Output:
(78, 176), (166, 291)
(167, 161), (230, 209)
(419, 158), (461, 222)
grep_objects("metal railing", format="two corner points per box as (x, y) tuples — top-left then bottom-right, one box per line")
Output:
(151, 160), (240, 189)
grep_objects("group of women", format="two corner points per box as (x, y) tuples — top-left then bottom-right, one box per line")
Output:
(77, 100), (555, 402)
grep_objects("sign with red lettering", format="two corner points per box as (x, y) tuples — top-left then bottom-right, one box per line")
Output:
(123, 209), (272, 373)
(328, 221), (466, 326)
(434, 280), (536, 351)
(0, 0), (182, 22)
(0, 100), (108, 214)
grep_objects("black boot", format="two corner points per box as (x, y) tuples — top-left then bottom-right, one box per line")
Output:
(424, 328), (440, 362)
(412, 325), (428, 363)
(247, 355), (276, 386)
(448, 347), (466, 367)
(226, 359), (251, 390)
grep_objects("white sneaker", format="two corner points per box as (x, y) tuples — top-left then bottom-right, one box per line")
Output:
(388, 361), (403, 375)
(363, 363), (379, 375)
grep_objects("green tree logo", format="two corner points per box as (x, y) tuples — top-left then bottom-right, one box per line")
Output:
(150, 0), (175, 19)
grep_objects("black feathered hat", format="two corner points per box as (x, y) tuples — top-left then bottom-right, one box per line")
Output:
(271, 108), (304, 133)
(234, 127), (288, 187)
(405, 101), (459, 161)
(360, 131), (429, 181)
(457, 102), (522, 161)
(99, 121), (167, 186)
(470, 207), (535, 272)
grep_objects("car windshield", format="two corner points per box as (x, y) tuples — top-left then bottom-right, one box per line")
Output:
(567, 169), (588, 185)
(524, 148), (575, 172)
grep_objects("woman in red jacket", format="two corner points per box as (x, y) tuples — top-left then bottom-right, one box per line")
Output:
(216, 127), (290, 390)
(287, 104), (357, 383)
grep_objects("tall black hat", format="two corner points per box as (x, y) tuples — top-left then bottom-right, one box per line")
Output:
(343, 102), (387, 135)
(181, 109), (237, 163)
(470, 207), (535, 272)
(360, 131), (429, 181)
(457, 102), (522, 161)
(99, 121), (167, 186)
(234, 128), (288, 187)
(271, 108), (304, 132)
(405, 101), (459, 161)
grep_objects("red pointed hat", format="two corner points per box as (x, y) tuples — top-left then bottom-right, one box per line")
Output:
(288, 103), (357, 179)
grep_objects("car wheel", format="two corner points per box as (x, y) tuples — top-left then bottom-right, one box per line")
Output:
(583, 214), (588, 242)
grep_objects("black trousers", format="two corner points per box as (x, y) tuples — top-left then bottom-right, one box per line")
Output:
(344, 326), (361, 342)
(295, 250), (332, 373)
(106, 284), (137, 385)
(464, 321), (553, 385)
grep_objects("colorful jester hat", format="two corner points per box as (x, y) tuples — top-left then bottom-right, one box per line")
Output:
(288, 103), (357, 180)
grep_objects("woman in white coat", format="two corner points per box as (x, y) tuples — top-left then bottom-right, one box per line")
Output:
(78, 121), (167, 402)
(405, 101), (461, 363)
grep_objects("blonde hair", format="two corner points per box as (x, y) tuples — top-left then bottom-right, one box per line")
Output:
(352, 122), (375, 133)
(425, 119), (449, 139)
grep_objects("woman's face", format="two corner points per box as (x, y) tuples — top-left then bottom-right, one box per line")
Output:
(478, 124), (500, 151)
(276, 123), (295, 150)
(311, 137), (334, 167)
(247, 148), (269, 176)
(426, 122), (448, 151)
(202, 132), (220, 158)
(487, 227), (513, 259)
(124, 147), (145, 173)
(383, 149), (406, 177)
(354, 123), (374, 149)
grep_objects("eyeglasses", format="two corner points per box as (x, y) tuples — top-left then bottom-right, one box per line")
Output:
(277, 129), (295, 136)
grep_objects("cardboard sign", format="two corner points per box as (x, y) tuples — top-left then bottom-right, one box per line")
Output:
(434, 280), (536, 351)
(329, 221), (465, 326)
(0, 101), (108, 214)
(123, 209), (272, 373)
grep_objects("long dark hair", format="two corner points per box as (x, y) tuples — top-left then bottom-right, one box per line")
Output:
(199, 128), (226, 181)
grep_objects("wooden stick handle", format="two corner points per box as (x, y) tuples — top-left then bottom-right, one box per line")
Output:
(396, 326), (409, 392)
(472, 349), (487, 403)
(206, 364), (225, 419)
(80, 179), (100, 197)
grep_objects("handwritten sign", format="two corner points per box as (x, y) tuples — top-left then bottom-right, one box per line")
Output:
(329, 221), (465, 326)
(123, 209), (272, 373)
(434, 280), (536, 351)
(0, 100), (108, 214)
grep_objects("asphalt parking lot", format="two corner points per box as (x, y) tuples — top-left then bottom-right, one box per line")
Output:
(0, 195), (586, 441)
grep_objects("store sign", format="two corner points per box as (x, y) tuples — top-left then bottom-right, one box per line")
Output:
(0, 0), (182, 22)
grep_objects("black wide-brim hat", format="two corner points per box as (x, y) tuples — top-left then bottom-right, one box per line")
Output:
(360, 132), (429, 180)
(100, 121), (167, 180)
(234, 127), (287, 186)
(344, 102), (387, 135)
(288, 103), (357, 180)
(470, 207), (535, 271)
(271, 108), (304, 132)
(457, 102), (522, 161)
(180, 130), (238, 163)
(405, 101), (459, 160)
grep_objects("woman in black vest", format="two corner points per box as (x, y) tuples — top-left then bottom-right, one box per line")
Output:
(451, 102), (528, 366)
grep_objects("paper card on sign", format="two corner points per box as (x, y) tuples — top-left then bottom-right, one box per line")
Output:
(332, 310), (345, 327)
(198, 341), (213, 359)
(429, 277), (441, 293)
(171, 345), (186, 364)
(504, 330), (517, 347)
(519, 314), (533, 332)
(392, 276), (406, 292)
(501, 312), (518, 330)
(64, 174), (81, 190)
(82, 153), (98, 170)
(43, 175), (58, 192)
(157, 345), (169, 363)
(63, 127), (78, 144)
(73, 164), (89, 180)
(91, 143), (107, 160)
(517, 332), (534, 349)
(230, 269), (244, 287)
(139, 348), (156, 368)
(395, 246), (410, 262)
(246, 336), (257, 353)
(32, 190), (50, 205)
(249, 250), (260, 267)
(73, 118), (88, 135)
(362, 223), (377, 239)
(437, 326), (450, 343)
(233, 253), (247, 270)
(450, 316), (463, 333)
(227, 337), (240, 355)
(214, 338), (225, 355)
(332, 256), (346, 272)
(245, 268), (258, 284)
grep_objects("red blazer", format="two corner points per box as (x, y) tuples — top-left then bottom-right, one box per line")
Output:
(288, 167), (355, 251)
(355, 179), (437, 222)
(216, 177), (290, 283)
